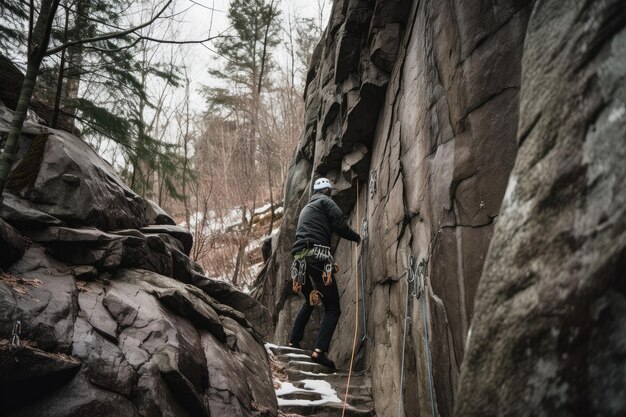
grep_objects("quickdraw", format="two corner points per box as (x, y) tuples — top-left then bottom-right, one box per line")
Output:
(291, 259), (306, 292)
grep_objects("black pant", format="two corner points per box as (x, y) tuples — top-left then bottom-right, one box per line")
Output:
(289, 258), (341, 352)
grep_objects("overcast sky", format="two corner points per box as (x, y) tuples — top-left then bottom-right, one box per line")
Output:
(174, 0), (331, 109)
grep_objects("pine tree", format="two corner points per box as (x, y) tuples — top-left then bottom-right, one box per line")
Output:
(0, 0), (196, 202)
(206, 0), (282, 287)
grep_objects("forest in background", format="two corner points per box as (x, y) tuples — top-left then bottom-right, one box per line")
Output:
(0, 0), (329, 289)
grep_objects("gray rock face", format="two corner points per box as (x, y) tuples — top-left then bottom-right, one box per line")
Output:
(0, 104), (278, 416)
(256, 0), (625, 416)
(1, 247), (278, 417)
(455, 1), (626, 416)
(0, 192), (64, 229)
(253, 0), (532, 416)
(5, 127), (147, 230)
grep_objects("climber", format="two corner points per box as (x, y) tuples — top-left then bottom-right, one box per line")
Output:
(288, 177), (361, 370)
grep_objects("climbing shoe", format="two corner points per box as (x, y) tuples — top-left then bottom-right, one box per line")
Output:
(311, 349), (336, 370)
(288, 342), (301, 349)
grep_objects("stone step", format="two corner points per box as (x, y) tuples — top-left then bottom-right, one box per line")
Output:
(279, 402), (374, 417)
(267, 344), (309, 357)
(290, 379), (372, 400)
(270, 344), (376, 416)
(276, 353), (313, 363)
(278, 390), (324, 401)
(279, 386), (372, 407)
(286, 368), (371, 387)
(288, 360), (329, 373)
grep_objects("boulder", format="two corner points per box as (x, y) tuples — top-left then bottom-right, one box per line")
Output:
(0, 217), (26, 267)
(192, 275), (273, 339)
(140, 224), (193, 256)
(1, 240), (277, 416)
(0, 192), (64, 229)
(202, 317), (278, 416)
(0, 111), (148, 230)
(26, 226), (173, 276)
(1, 246), (77, 352)
(7, 370), (140, 417)
(144, 199), (177, 225)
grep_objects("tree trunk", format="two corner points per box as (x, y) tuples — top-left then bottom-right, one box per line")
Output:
(61, 0), (90, 128)
(231, 202), (256, 288)
(182, 76), (191, 229)
(0, 0), (60, 199)
(52, 7), (70, 128)
(266, 145), (275, 235)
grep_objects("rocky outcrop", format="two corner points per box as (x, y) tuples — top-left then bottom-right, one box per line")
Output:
(455, 1), (626, 415)
(255, 0), (625, 416)
(0, 105), (277, 416)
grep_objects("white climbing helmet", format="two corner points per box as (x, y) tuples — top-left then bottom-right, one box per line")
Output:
(313, 177), (332, 191)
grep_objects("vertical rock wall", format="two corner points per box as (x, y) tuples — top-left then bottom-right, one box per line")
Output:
(456, 0), (626, 416)
(253, 0), (533, 416)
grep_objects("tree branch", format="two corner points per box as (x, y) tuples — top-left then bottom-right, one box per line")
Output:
(45, 0), (173, 56)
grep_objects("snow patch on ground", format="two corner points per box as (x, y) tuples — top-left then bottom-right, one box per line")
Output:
(275, 379), (341, 407)
(265, 342), (279, 356)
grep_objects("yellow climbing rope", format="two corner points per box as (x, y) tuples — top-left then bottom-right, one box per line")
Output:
(342, 177), (360, 417)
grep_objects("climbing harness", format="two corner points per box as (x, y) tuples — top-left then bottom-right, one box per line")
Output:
(342, 177), (361, 417)
(292, 243), (336, 302)
(10, 320), (21, 349)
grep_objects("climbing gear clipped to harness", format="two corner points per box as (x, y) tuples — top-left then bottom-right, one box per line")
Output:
(322, 262), (333, 286)
(291, 259), (306, 292)
(309, 289), (323, 305)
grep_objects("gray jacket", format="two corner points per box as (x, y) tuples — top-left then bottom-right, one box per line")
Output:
(292, 193), (360, 254)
